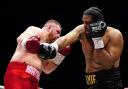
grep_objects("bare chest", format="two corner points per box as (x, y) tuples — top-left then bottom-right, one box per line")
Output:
(80, 34), (109, 60)
(80, 39), (94, 59)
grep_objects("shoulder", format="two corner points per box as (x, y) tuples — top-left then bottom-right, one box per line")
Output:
(107, 26), (123, 44)
(73, 24), (85, 33)
(26, 26), (42, 32)
(17, 26), (42, 41)
(107, 26), (123, 38)
(74, 24), (84, 29)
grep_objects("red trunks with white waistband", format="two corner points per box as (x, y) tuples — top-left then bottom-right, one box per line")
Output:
(4, 62), (40, 89)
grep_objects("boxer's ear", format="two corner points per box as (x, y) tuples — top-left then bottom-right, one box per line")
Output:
(47, 25), (52, 32)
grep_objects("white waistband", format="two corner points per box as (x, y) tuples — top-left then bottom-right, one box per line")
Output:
(26, 65), (40, 81)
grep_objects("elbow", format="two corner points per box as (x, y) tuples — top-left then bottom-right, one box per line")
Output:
(42, 67), (56, 74)
(105, 57), (117, 69)
(43, 70), (53, 75)
(42, 64), (58, 75)
(17, 37), (21, 43)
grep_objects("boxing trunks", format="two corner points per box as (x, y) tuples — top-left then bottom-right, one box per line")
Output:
(85, 68), (122, 89)
(4, 62), (40, 89)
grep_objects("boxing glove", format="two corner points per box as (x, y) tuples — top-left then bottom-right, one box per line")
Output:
(89, 20), (107, 49)
(48, 45), (71, 65)
(38, 43), (58, 59)
(58, 45), (71, 56)
(21, 36), (40, 53)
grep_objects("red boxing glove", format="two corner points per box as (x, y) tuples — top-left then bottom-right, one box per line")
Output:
(58, 45), (71, 56)
(22, 36), (40, 53)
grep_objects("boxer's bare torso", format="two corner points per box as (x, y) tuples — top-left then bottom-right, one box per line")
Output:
(80, 25), (123, 73)
(11, 26), (57, 73)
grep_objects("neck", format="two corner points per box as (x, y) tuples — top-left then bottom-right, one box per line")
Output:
(42, 34), (49, 43)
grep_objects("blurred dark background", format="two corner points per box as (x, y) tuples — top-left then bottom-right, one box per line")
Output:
(0, 0), (128, 88)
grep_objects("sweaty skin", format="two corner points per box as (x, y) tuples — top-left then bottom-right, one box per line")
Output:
(53, 15), (123, 73)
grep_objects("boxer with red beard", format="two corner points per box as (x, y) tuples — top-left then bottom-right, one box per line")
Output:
(4, 19), (71, 89)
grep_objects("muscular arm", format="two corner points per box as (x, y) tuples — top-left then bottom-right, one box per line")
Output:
(54, 24), (85, 49)
(38, 25), (85, 59)
(93, 30), (124, 69)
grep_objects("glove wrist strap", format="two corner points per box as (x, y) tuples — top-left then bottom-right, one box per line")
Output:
(48, 52), (65, 65)
(92, 37), (104, 49)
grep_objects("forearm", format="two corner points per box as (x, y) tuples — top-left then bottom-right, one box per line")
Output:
(54, 31), (79, 49)
(93, 49), (115, 68)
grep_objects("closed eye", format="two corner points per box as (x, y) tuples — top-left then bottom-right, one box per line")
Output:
(56, 30), (61, 35)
